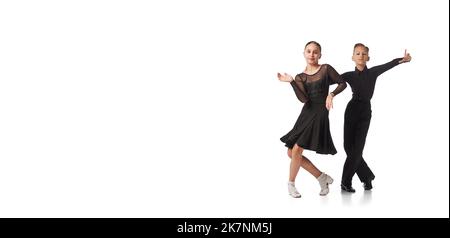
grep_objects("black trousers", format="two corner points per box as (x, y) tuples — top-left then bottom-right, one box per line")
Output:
(341, 99), (375, 186)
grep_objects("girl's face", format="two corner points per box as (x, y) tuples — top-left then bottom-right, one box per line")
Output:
(303, 43), (321, 65)
(352, 46), (370, 66)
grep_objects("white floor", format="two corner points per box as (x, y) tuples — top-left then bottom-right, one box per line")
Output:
(1, 128), (448, 218)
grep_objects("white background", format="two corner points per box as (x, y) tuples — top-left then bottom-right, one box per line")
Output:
(0, 0), (448, 218)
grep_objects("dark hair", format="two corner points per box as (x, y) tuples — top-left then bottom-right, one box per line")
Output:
(354, 43), (369, 52)
(305, 41), (321, 52)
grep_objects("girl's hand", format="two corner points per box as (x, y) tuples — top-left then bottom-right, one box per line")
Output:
(277, 72), (294, 82)
(326, 94), (334, 111)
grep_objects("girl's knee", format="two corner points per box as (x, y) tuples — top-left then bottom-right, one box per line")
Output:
(292, 144), (304, 154)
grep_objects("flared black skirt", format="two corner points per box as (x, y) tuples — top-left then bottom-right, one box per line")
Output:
(280, 102), (337, 155)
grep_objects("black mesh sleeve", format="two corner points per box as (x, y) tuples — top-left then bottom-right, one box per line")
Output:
(327, 65), (347, 96)
(290, 74), (309, 103)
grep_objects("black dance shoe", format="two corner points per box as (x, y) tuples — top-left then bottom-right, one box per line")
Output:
(341, 184), (356, 193)
(363, 180), (373, 190)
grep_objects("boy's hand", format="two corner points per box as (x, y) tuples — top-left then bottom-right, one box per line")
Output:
(399, 49), (412, 63)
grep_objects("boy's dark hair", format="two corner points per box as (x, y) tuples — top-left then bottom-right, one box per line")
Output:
(305, 41), (322, 52)
(354, 43), (369, 52)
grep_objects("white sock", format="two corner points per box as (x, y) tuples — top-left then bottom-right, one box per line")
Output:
(317, 173), (326, 181)
(288, 182), (301, 198)
(317, 173), (333, 196)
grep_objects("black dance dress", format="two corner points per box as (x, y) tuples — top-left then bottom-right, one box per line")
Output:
(280, 64), (346, 155)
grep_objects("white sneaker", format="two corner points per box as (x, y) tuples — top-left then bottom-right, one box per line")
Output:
(317, 173), (334, 196)
(288, 182), (301, 198)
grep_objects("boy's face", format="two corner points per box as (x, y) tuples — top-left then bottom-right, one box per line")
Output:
(352, 46), (369, 67)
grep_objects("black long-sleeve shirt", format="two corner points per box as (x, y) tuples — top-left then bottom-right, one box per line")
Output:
(342, 58), (402, 101)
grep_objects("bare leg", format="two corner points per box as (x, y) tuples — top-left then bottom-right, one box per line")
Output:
(289, 144), (304, 182)
(288, 148), (321, 179)
(299, 155), (322, 178)
(288, 146), (333, 196)
(287, 145), (304, 198)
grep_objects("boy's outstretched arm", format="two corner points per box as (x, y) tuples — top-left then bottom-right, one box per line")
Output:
(371, 49), (412, 77)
